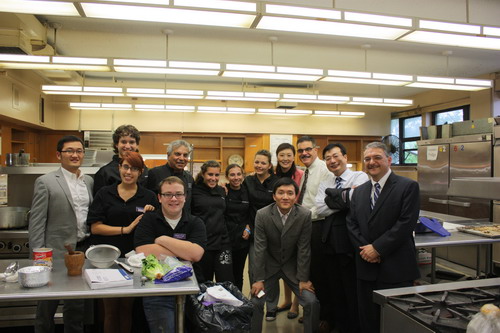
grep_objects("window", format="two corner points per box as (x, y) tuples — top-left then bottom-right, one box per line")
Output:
(390, 115), (421, 165)
(433, 105), (470, 125)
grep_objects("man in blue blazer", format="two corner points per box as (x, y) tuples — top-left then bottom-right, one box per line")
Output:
(347, 142), (420, 333)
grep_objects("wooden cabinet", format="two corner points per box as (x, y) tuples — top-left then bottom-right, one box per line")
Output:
(0, 121), (42, 165)
(182, 135), (245, 171)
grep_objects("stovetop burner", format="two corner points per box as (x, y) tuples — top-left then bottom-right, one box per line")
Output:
(388, 287), (500, 332)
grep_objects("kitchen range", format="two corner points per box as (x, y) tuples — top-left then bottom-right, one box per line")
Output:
(375, 278), (500, 333)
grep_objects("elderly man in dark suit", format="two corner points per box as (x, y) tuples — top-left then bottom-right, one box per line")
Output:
(347, 142), (420, 333)
(250, 177), (320, 333)
(29, 135), (93, 333)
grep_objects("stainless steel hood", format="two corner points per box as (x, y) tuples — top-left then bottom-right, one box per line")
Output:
(447, 177), (500, 200)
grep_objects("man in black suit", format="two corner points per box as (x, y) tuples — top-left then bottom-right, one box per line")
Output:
(347, 142), (420, 333)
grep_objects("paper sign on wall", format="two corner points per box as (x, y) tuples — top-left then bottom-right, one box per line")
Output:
(427, 146), (438, 161)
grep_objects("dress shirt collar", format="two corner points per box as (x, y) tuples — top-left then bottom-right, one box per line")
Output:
(276, 205), (293, 224)
(60, 166), (84, 181)
(371, 169), (391, 189)
(336, 168), (352, 181)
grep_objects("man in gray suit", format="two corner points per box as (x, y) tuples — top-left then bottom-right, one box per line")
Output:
(29, 135), (93, 333)
(250, 177), (320, 333)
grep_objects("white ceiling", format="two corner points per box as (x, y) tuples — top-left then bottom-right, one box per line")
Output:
(2, 0), (500, 113)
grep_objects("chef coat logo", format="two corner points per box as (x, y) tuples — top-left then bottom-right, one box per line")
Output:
(219, 250), (232, 265)
(173, 233), (186, 240)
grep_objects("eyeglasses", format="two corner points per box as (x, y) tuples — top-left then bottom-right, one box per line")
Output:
(363, 155), (385, 162)
(60, 149), (85, 155)
(120, 164), (141, 172)
(297, 147), (314, 154)
(160, 192), (185, 199)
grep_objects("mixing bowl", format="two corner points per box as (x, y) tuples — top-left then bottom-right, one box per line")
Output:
(85, 245), (121, 268)
(18, 266), (50, 288)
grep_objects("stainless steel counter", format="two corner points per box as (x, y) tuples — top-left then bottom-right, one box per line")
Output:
(0, 259), (199, 333)
(0, 166), (100, 175)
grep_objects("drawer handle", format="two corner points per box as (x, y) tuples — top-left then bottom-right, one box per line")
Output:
(429, 198), (448, 205)
(448, 200), (471, 207)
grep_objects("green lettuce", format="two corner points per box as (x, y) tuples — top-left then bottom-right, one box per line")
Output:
(141, 254), (166, 280)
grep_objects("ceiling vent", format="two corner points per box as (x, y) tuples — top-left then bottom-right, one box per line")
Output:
(276, 101), (297, 109)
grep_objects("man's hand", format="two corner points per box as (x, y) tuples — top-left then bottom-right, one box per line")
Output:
(251, 281), (265, 296)
(242, 225), (251, 240)
(359, 244), (381, 263)
(299, 281), (315, 295)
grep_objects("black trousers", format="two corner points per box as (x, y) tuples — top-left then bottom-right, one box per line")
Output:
(198, 247), (235, 283)
(357, 279), (413, 333)
(310, 220), (331, 321)
(231, 246), (249, 291)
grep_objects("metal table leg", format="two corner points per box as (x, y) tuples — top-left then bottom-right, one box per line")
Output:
(176, 295), (186, 333)
(476, 245), (481, 277)
(431, 248), (436, 284)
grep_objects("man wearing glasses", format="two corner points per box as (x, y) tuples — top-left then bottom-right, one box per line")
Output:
(29, 135), (93, 333)
(135, 176), (207, 333)
(146, 139), (194, 212)
(295, 136), (330, 330)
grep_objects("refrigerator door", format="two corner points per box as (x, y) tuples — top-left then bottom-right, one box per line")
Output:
(417, 144), (449, 214)
(449, 141), (492, 219)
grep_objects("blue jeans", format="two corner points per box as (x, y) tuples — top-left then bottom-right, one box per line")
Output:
(143, 296), (175, 333)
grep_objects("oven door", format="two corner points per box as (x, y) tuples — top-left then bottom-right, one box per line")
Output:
(381, 305), (435, 333)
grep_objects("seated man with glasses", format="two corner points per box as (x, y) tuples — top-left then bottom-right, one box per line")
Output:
(134, 176), (207, 333)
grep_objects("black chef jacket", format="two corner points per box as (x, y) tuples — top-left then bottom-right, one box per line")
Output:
(87, 184), (158, 256)
(93, 155), (149, 196)
(243, 174), (278, 230)
(225, 185), (250, 251)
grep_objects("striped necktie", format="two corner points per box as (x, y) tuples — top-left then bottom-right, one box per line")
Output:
(371, 182), (381, 210)
(335, 177), (342, 189)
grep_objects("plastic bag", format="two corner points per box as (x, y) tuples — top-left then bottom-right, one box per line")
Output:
(186, 281), (253, 333)
(154, 256), (193, 284)
(467, 304), (500, 333)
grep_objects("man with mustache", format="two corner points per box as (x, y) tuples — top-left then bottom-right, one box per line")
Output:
(146, 139), (194, 212)
(347, 142), (420, 333)
(295, 135), (331, 330)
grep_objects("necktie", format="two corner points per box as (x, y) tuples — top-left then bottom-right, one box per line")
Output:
(371, 183), (381, 210)
(297, 169), (309, 205)
(335, 177), (343, 189)
(282, 214), (287, 226)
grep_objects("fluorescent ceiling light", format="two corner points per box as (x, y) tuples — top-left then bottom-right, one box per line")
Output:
(344, 12), (412, 27)
(174, 0), (256, 12)
(484, 26), (500, 37)
(127, 88), (165, 94)
(258, 109), (286, 114)
(83, 87), (122, 92)
(43, 85), (82, 92)
(115, 59), (167, 67)
(328, 70), (370, 78)
(245, 92), (280, 98)
(265, 4), (341, 20)
(313, 110), (340, 116)
(283, 94), (316, 100)
(407, 82), (489, 91)
(373, 73), (413, 81)
(208, 91), (244, 97)
(257, 16), (409, 40)
(135, 104), (196, 112)
(321, 76), (409, 86)
(318, 95), (350, 102)
(52, 57), (108, 65)
(277, 66), (323, 75)
(287, 109), (313, 115)
(0, 0), (79, 16)
(115, 66), (219, 75)
(400, 31), (500, 50)
(126, 93), (203, 99)
(455, 79), (491, 87)
(223, 71), (321, 81)
(341, 111), (365, 116)
(0, 63), (110, 71)
(100, 0), (167, 4)
(353, 97), (383, 103)
(70, 102), (132, 110)
(169, 61), (220, 70)
(0, 54), (49, 63)
(226, 64), (275, 72)
(81, 3), (256, 28)
(43, 91), (123, 97)
(166, 89), (204, 95)
(383, 99), (413, 105)
(419, 20), (480, 34)
(417, 76), (454, 84)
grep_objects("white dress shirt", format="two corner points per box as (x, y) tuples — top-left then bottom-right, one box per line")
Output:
(299, 157), (331, 220)
(316, 168), (369, 218)
(277, 206), (293, 226)
(61, 167), (90, 241)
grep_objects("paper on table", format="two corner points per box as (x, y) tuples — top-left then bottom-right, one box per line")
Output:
(84, 268), (133, 290)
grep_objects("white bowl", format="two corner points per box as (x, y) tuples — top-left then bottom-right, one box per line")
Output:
(18, 266), (50, 288)
(85, 244), (121, 268)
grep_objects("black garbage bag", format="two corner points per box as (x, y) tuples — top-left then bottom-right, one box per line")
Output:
(186, 281), (253, 333)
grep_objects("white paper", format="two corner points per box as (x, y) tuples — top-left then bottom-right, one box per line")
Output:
(205, 286), (243, 306)
(270, 134), (293, 166)
(84, 269), (133, 289)
(426, 145), (438, 161)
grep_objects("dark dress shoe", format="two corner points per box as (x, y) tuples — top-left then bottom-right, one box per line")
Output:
(287, 311), (298, 319)
(276, 303), (292, 313)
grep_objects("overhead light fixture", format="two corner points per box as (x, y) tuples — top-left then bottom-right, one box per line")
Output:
(322, 70), (411, 86)
(135, 104), (195, 112)
(174, 0), (257, 12)
(0, 0), (79, 16)
(197, 106), (255, 114)
(81, 3), (256, 28)
(265, 4), (341, 20)
(406, 76), (492, 91)
(0, 55), (110, 71)
(344, 12), (412, 27)
(70, 102), (132, 110)
(419, 20), (480, 34)
(223, 71), (321, 81)
(400, 31), (500, 50)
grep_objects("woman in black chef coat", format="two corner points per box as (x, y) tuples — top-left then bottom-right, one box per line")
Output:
(243, 150), (278, 284)
(87, 151), (157, 333)
(191, 160), (234, 283)
(224, 163), (250, 291)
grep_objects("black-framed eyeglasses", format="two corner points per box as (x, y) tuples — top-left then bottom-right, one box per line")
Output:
(120, 164), (141, 172)
(160, 192), (185, 199)
(297, 147), (314, 154)
(60, 149), (85, 155)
